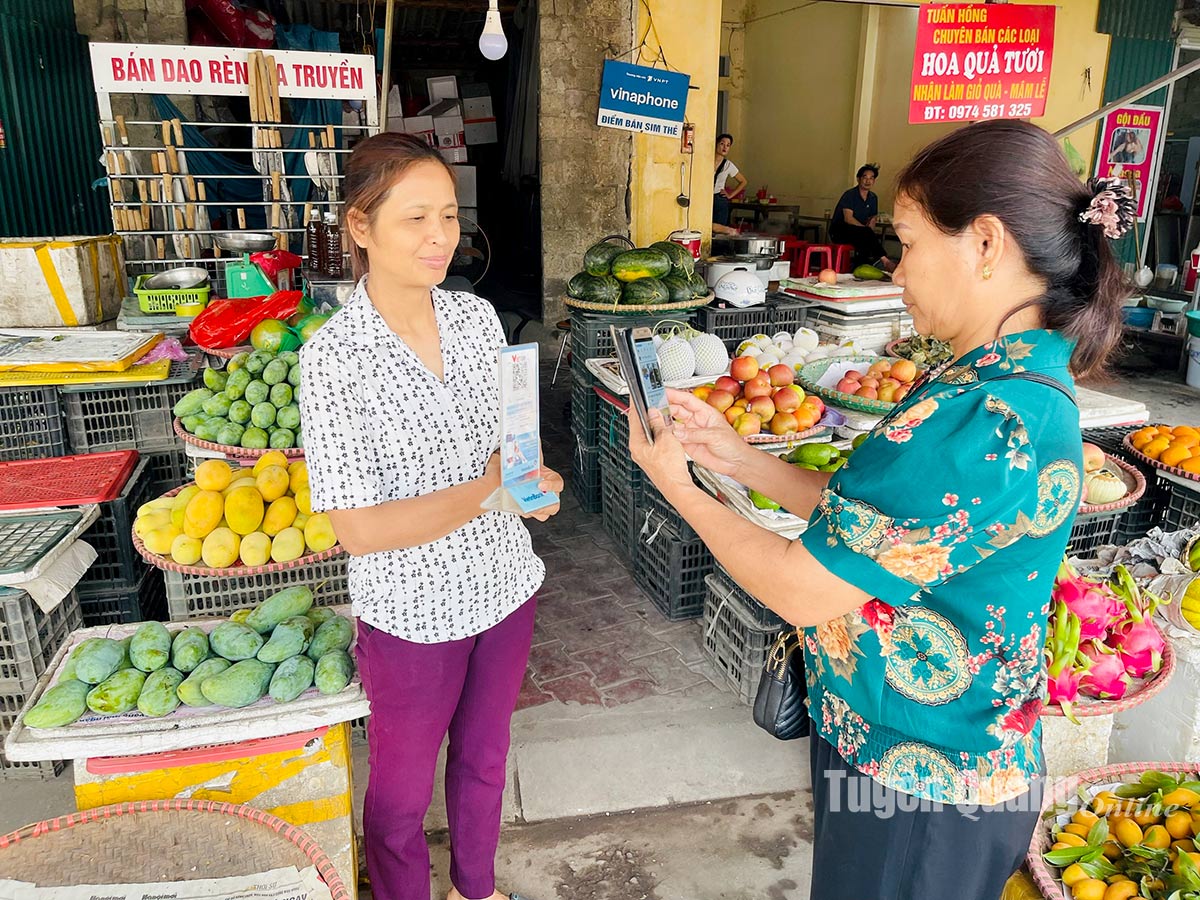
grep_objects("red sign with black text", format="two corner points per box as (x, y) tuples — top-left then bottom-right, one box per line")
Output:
(909, 4), (1056, 125)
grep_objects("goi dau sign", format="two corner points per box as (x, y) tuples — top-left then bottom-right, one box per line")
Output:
(909, 4), (1056, 125)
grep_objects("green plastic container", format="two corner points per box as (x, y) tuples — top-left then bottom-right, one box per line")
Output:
(1187, 310), (1200, 338)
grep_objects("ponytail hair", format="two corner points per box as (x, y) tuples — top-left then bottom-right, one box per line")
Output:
(895, 120), (1132, 380)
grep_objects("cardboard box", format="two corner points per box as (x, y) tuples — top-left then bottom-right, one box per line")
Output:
(465, 119), (498, 145)
(453, 165), (478, 206)
(427, 75), (458, 102)
(440, 147), (468, 164)
(419, 99), (465, 148)
(402, 115), (436, 146)
(463, 96), (494, 119)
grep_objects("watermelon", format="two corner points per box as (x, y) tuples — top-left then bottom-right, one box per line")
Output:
(649, 241), (695, 277)
(688, 273), (710, 298)
(660, 275), (694, 303)
(611, 249), (672, 283)
(568, 272), (622, 304)
(621, 278), (669, 305)
(582, 241), (628, 277)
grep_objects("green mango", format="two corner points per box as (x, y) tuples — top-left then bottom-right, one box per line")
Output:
(269, 383), (293, 409)
(217, 422), (246, 447)
(276, 404), (301, 431)
(177, 658), (231, 707)
(287, 364), (302, 388)
(227, 351), (251, 373)
(245, 380), (270, 406)
(170, 627), (210, 673)
(202, 368), (228, 392)
(181, 414), (205, 434)
(307, 615), (353, 661)
(194, 419), (224, 442)
(314, 650), (354, 695)
(208, 621), (265, 661)
(245, 352), (270, 376)
(202, 393), (234, 418)
(262, 358), (290, 386)
(748, 489), (780, 511)
(24, 679), (89, 728)
(201, 659), (275, 708)
(257, 616), (314, 663)
(228, 400), (253, 425)
(129, 621), (172, 672)
(278, 350), (300, 367)
(852, 264), (885, 281)
(304, 607), (336, 627)
(241, 426), (270, 449)
(173, 387), (214, 418)
(137, 668), (185, 717)
(246, 587), (314, 634)
(269, 428), (295, 450)
(225, 368), (252, 401)
(268, 654), (315, 702)
(87, 668), (147, 714)
(251, 402), (276, 429)
(73, 638), (126, 684)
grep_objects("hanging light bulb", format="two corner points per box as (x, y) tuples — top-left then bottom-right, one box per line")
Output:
(478, 0), (508, 61)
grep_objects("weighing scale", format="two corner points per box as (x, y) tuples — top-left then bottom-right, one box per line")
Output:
(215, 232), (283, 299)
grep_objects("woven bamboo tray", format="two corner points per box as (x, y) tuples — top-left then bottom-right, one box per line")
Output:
(0, 799), (351, 899)
(1041, 638), (1175, 718)
(798, 354), (905, 415)
(1122, 432), (1200, 483)
(1077, 454), (1146, 514)
(132, 483), (342, 576)
(564, 292), (715, 314)
(1027, 761), (1199, 900)
(175, 419), (306, 459)
(195, 343), (254, 360)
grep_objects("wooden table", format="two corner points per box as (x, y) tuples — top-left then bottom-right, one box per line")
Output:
(729, 201), (801, 228)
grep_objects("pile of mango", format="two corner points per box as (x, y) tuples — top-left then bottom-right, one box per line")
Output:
(174, 348), (303, 450)
(134, 453), (337, 569)
(23, 587), (355, 727)
(1044, 770), (1200, 900)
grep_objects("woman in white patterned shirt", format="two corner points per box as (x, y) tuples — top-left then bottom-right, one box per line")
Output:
(299, 133), (562, 900)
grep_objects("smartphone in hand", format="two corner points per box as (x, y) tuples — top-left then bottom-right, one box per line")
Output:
(611, 325), (671, 443)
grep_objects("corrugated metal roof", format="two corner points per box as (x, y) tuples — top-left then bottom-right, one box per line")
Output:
(8, 0), (75, 30)
(1102, 35), (1177, 104)
(1097, 0), (1176, 40)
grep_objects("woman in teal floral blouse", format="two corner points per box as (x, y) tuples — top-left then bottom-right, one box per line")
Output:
(629, 120), (1133, 900)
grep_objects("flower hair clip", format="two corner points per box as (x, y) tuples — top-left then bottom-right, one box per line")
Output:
(1078, 176), (1136, 240)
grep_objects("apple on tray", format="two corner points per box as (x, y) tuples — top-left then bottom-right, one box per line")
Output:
(694, 353), (824, 438)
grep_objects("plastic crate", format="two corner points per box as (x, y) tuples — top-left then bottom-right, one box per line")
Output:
(0, 687), (67, 780)
(79, 567), (168, 626)
(709, 564), (786, 629)
(61, 358), (200, 453)
(1161, 478), (1200, 532)
(571, 444), (602, 514)
(600, 469), (641, 564)
(1068, 508), (1126, 555)
(598, 398), (646, 499)
(702, 574), (781, 704)
(165, 554), (350, 620)
(769, 299), (809, 335)
(571, 374), (603, 448)
(0, 588), (82, 691)
(142, 446), (189, 498)
(692, 304), (773, 352)
(133, 273), (211, 314)
(634, 510), (714, 621)
(76, 456), (154, 594)
(1080, 426), (1167, 544)
(569, 310), (678, 371)
(0, 386), (67, 462)
(643, 479), (698, 542)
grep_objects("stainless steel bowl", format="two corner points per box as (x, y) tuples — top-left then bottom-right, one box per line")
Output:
(143, 267), (210, 291)
(214, 232), (279, 253)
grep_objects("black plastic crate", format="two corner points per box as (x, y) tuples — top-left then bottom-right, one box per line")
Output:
(0, 587), (81, 692)
(1162, 478), (1200, 532)
(1080, 426), (1167, 543)
(692, 304), (773, 352)
(709, 564), (786, 629)
(643, 479), (697, 542)
(0, 386), (67, 462)
(569, 310), (677, 371)
(571, 444), (602, 515)
(79, 566), (167, 626)
(599, 398), (646, 499)
(600, 468), (641, 564)
(769, 299), (808, 335)
(77, 456), (154, 594)
(60, 359), (200, 453)
(633, 511), (714, 621)
(702, 574), (782, 705)
(142, 446), (189, 498)
(571, 374), (603, 448)
(0, 686), (67, 780)
(1068, 508), (1126, 555)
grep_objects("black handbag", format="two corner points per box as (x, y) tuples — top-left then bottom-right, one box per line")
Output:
(752, 629), (810, 740)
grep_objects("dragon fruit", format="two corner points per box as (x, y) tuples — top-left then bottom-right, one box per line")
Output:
(1106, 619), (1166, 678)
(1077, 640), (1131, 700)
(688, 332), (730, 377)
(1053, 559), (1124, 641)
(655, 335), (695, 382)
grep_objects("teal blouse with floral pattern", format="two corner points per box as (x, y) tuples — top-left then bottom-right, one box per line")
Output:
(799, 329), (1083, 806)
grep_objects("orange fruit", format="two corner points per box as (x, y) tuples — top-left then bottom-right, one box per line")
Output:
(1181, 456), (1200, 475)
(1172, 434), (1200, 449)
(1161, 445), (1194, 468)
(1157, 425), (1175, 435)
(1172, 425), (1200, 439)
(1131, 435), (1154, 451)
(1142, 437), (1172, 460)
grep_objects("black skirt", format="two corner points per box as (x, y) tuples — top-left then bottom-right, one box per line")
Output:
(806, 732), (1040, 900)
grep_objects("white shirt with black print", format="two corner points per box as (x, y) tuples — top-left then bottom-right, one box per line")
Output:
(299, 279), (545, 644)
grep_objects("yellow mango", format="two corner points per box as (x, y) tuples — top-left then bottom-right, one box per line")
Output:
(288, 460), (308, 493)
(172, 485), (201, 511)
(194, 459), (233, 492)
(1102, 883), (1138, 900)
(239, 532), (272, 567)
(270, 527), (306, 563)
(1061, 863), (1089, 887)
(224, 486), (265, 536)
(1163, 789), (1200, 808)
(1114, 818), (1143, 848)
(256, 465), (290, 502)
(1063, 823), (1092, 839)
(183, 490), (224, 540)
(222, 476), (258, 497)
(262, 496), (298, 536)
(292, 512), (310, 531)
(253, 450), (289, 475)
(137, 496), (175, 518)
(201, 527), (240, 568)
(1071, 879), (1106, 900)
(1142, 824), (1171, 849)
(1055, 832), (1087, 848)
(1072, 810), (1101, 829)
(304, 512), (337, 552)
(143, 523), (182, 556)
(295, 487), (312, 516)
(134, 509), (172, 539)
(170, 534), (203, 566)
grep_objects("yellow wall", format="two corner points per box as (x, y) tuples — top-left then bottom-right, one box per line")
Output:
(629, 0), (724, 247)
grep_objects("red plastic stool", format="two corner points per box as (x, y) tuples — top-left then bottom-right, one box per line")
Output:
(798, 244), (833, 276)
(832, 244), (855, 273)
(786, 241), (811, 278)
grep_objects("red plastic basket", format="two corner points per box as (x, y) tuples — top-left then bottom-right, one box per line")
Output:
(0, 451), (140, 511)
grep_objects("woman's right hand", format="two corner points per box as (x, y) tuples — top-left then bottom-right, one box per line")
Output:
(665, 388), (752, 478)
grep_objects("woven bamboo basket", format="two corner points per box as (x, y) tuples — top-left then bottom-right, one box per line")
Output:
(1041, 638), (1175, 718)
(1077, 454), (1147, 515)
(174, 419), (306, 459)
(1123, 432), (1200, 484)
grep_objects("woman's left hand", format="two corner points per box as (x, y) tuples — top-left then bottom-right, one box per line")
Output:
(521, 465), (564, 522)
(627, 407), (694, 501)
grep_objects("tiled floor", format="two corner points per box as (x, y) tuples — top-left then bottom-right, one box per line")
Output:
(517, 364), (731, 711)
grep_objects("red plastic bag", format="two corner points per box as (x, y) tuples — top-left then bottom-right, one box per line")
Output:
(187, 0), (274, 49)
(251, 250), (303, 284)
(189, 291), (305, 349)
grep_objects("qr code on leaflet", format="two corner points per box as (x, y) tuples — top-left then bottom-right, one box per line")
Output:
(510, 355), (529, 392)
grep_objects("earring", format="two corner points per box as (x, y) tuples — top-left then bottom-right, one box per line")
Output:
(982, 264), (993, 281)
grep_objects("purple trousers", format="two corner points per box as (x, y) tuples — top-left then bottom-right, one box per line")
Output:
(356, 597), (536, 900)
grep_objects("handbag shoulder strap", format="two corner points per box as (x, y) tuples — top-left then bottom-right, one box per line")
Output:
(987, 371), (1078, 407)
